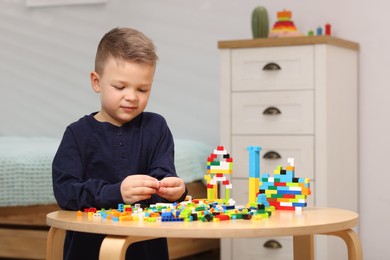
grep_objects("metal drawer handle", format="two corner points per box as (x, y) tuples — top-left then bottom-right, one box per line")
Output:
(263, 62), (281, 71)
(263, 106), (281, 115)
(263, 239), (282, 249)
(263, 151), (282, 160)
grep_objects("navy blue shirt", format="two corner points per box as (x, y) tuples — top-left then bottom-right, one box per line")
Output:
(52, 112), (185, 260)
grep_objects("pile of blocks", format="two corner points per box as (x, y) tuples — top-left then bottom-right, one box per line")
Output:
(81, 197), (273, 223)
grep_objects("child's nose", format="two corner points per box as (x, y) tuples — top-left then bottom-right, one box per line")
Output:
(124, 89), (137, 101)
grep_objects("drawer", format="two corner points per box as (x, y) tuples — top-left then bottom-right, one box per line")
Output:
(231, 135), (314, 180)
(231, 178), (315, 208)
(232, 90), (314, 135)
(231, 45), (314, 91)
(232, 236), (293, 260)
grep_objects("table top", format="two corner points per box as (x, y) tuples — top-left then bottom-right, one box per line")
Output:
(46, 207), (358, 239)
(218, 36), (359, 51)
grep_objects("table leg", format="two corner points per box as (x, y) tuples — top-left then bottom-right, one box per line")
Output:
(293, 235), (314, 260)
(46, 227), (66, 260)
(99, 235), (154, 260)
(324, 229), (363, 260)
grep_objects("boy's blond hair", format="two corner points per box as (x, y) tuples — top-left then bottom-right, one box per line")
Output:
(94, 27), (158, 75)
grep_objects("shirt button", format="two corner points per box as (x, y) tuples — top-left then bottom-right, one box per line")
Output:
(121, 152), (127, 159)
(117, 132), (122, 136)
(119, 142), (124, 146)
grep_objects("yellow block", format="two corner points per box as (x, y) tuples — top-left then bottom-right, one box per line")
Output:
(207, 188), (214, 200)
(302, 187), (311, 195)
(265, 190), (277, 195)
(252, 215), (263, 221)
(248, 177), (260, 204)
(286, 165), (295, 171)
(207, 169), (232, 174)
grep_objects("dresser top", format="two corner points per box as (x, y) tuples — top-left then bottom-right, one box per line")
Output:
(218, 36), (359, 51)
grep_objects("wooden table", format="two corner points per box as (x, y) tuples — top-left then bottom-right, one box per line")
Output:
(46, 207), (362, 260)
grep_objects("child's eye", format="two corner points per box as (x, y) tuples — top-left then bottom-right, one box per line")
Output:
(112, 85), (125, 90)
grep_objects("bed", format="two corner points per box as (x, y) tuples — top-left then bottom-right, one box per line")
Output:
(0, 137), (219, 259)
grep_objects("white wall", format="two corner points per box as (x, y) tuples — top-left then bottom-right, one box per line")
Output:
(1, 0), (389, 259)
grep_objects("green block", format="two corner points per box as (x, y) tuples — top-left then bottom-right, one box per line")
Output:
(195, 206), (206, 211)
(233, 214), (243, 219)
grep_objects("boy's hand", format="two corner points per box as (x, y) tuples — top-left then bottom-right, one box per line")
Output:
(120, 175), (160, 204)
(156, 177), (186, 202)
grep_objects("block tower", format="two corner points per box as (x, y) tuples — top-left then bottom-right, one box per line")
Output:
(246, 146), (311, 211)
(205, 146), (233, 202)
(247, 146), (262, 204)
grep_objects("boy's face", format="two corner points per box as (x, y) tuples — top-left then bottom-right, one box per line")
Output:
(90, 56), (155, 126)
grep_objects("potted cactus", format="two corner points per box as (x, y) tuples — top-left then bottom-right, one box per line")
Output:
(251, 6), (269, 38)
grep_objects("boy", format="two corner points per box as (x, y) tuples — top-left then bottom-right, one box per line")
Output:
(52, 27), (187, 260)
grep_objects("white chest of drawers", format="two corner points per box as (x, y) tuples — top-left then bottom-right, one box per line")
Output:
(218, 36), (359, 260)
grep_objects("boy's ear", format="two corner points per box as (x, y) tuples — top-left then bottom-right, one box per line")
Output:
(90, 71), (101, 93)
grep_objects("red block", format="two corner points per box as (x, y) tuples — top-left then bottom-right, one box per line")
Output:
(208, 153), (217, 162)
(222, 180), (230, 185)
(267, 198), (278, 203)
(278, 206), (295, 211)
(269, 202), (295, 211)
(325, 23), (331, 35)
(215, 214), (230, 221)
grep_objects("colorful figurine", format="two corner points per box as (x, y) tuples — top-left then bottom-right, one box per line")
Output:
(204, 146), (233, 203)
(269, 10), (302, 37)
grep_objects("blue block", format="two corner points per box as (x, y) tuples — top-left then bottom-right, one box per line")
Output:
(298, 178), (310, 185)
(257, 194), (269, 206)
(277, 175), (289, 183)
(247, 146), (262, 178)
(161, 212), (173, 218)
(261, 173), (269, 178)
(223, 205), (235, 210)
(278, 190), (301, 195)
(292, 202), (307, 207)
(286, 170), (294, 180)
